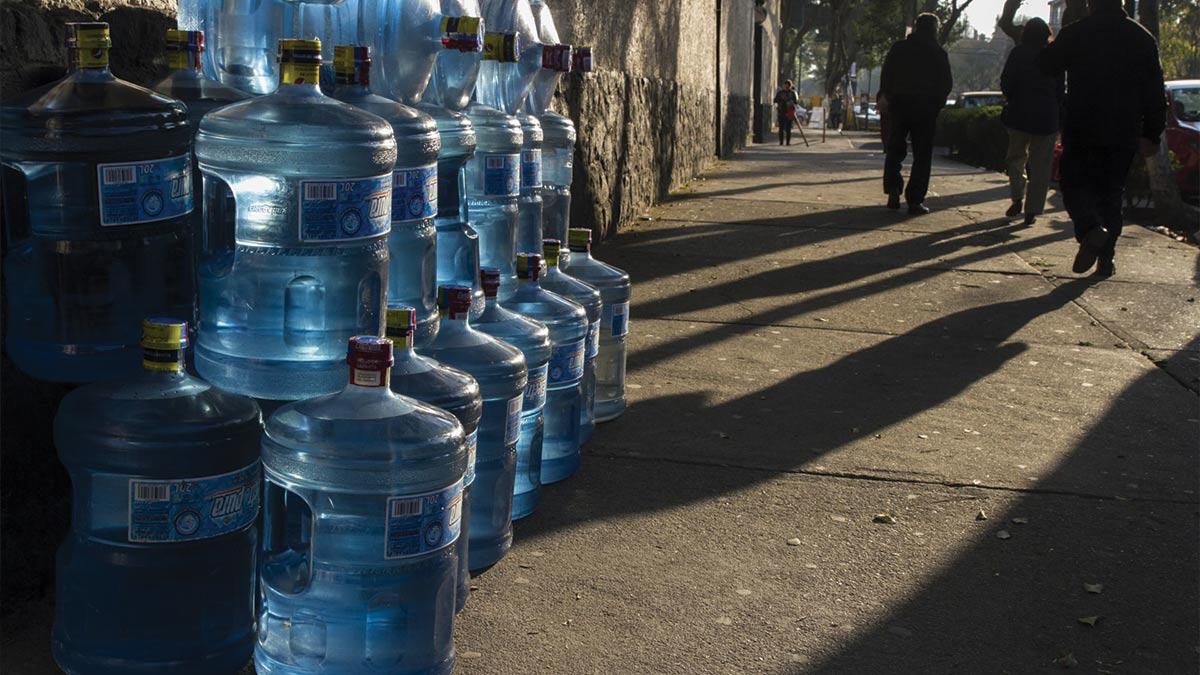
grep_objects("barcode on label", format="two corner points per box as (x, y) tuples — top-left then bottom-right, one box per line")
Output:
(304, 183), (337, 201)
(103, 166), (136, 185)
(486, 156), (505, 169)
(134, 483), (170, 501)
(390, 497), (423, 517)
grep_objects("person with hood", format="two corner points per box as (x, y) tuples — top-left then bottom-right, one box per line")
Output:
(1001, 18), (1063, 226)
(1037, 0), (1166, 277)
(879, 13), (953, 216)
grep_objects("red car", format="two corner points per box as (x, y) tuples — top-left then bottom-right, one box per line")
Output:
(1051, 79), (1200, 201)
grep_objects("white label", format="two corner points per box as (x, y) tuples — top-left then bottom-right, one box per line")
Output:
(503, 395), (523, 446)
(384, 479), (464, 559)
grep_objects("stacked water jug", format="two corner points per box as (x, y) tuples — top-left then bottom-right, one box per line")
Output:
(0, 1), (630, 672)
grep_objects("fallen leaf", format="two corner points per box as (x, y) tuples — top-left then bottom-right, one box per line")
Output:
(917, 433), (929, 439)
(976, 509), (988, 521)
(1053, 652), (1078, 668)
(873, 513), (897, 524)
(996, 530), (1011, 540)
(1084, 583), (1104, 594)
(1077, 616), (1100, 627)
(786, 537), (802, 546)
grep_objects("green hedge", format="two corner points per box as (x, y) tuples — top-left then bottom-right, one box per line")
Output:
(934, 105), (1008, 171)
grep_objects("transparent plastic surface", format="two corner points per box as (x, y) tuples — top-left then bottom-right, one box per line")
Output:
(473, 291), (550, 519)
(418, 104), (485, 316)
(388, 341), (481, 612)
(526, 0), (562, 115)
(475, 0), (541, 115)
(258, 367), (465, 675)
(334, 84), (442, 346)
(515, 113), (544, 255)
(540, 262), (600, 444)
(1, 68), (193, 382)
(463, 104), (523, 297)
(193, 81), (396, 400)
(426, 0), (483, 110)
(53, 367), (261, 674)
(538, 110), (575, 242)
(562, 247), (631, 422)
(501, 274), (586, 484)
(421, 309), (525, 570)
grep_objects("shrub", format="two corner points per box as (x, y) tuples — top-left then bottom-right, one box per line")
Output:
(934, 105), (1007, 171)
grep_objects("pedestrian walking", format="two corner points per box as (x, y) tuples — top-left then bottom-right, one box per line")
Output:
(879, 13), (953, 216)
(1000, 18), (1063, 226)
(775, 80), (799, 146)
(1037, 0), (1166, 277)
(830, 96), (844, 131)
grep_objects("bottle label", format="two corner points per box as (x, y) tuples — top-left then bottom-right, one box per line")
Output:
(463, 429), (478, 486)
(127, 462), (261, 543)
(298, 175), (392, 242)
(520, 149), (542, 190)
(604, 301), (630, 338)
(586, 319), (600, 359)
(504, 395), (523, 446)
(483, 153), (520, 197)
(97, 154), (194, 226)
(384, 479), (463, 559)
(524, 363), (548, 410)
(548, 338), (585, 383)
(392, 164), (438, 222)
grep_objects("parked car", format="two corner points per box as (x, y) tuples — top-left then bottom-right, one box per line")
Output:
(951, 91), (1006, 109)
(1051, 80), (1199, 202)
(855, 104), (880, 129)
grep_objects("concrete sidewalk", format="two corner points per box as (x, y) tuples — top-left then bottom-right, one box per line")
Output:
(5, 134), (1197, 674)
(453, 134), (1199, 673)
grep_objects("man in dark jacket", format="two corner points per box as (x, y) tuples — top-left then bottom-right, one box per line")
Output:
(879, 13), (954, 215)
(1037, 0), (1167, 276)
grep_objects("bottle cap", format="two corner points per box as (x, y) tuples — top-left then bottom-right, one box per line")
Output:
(333, 44), (371, 85)
(568, 227), (592, 251)
(571, 46), (593, 73)
(541, 44), (572, 72)
(482, 32), (520, 63)
(440, 16), (484, 53)
(543, 239), (562, 266)
(385, 306), (417, 338)
(347, 335), (394, 370)
(438, 285), (474, 318)
(66, 22), (111, 50)
(141, 317), (187, 372)
(166, 29), (205, 70)
(516, 253), (543, 281)
(278, 38), (322, 85)
(480, 268), (501, 298)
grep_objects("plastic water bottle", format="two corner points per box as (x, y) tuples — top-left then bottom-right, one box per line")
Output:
(426, 0), (486, 111)
(362, 1), (484, 105)
(465, 80), (523, 297)
(385, 306), (481, 612)
(332, 45), (442, 347)
(53, 318), (261, 674)
(258, 335), (465, 675)
(562, 228), (630, 422)
(475, 0), (542, 116)
(422, 285), (525, 570)
(515, 112), (544, 255)
(503, 253), (586, 483)
(1, 23), (194, 383)
(539, 239), (601, 443)
(473, 268), (550, 519)
(153, 30), (249, 126)
(194, 39), (396, 400)
(528, 1), (591, 243)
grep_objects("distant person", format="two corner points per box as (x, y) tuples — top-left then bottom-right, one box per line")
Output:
(879, 13), (953, 215)
(774, 80), (799, 146)
(1000, 17), (1063, 226)
(1037, 0), (1166, 277)
(830, 96), (844, 130)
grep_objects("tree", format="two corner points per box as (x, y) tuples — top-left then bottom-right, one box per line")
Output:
(1159, 0), (1200, 78)
(779, 0), (820, 84)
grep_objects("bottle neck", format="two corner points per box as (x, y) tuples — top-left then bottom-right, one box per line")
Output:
(568, 246), (591, 260)
(338, 82), (371, 97)
(142, 346), (185, 375)
(349, 365), (391, 388)
(168, 50), (202, 72)
(68, 48), (110, 73)
(279, 60), (322, 91)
